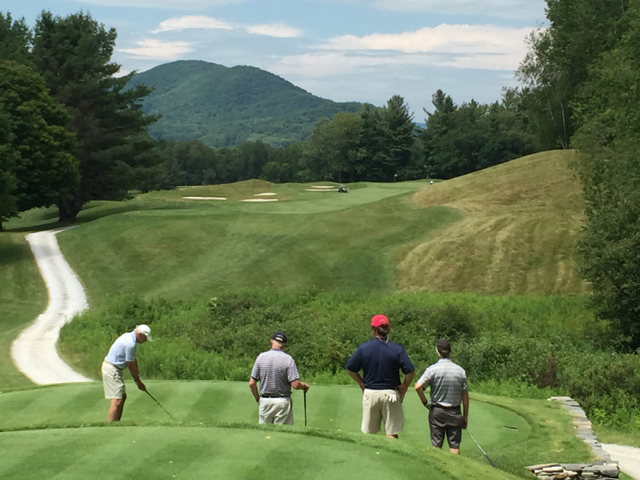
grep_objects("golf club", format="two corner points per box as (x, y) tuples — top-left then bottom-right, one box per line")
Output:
(145, 390), (176, 421)
(465, 429), (496, 468)
(304, 389), (308, 427)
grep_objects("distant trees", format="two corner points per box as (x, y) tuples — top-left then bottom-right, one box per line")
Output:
(32, 11), (157, 222)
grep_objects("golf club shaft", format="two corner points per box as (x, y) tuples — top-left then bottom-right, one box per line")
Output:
(146, 390), (176, 420)
(465, 430), (496, 468)
(304, 390), (307, 427)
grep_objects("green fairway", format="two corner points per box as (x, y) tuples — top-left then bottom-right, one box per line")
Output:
(0, 381), (546, 479)
(50, 182), (460, 303)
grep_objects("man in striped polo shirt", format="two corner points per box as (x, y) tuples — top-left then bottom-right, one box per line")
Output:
(249, 331), (309, 424)
(415, 338), (469, 454)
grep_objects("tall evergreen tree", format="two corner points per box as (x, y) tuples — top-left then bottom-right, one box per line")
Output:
(0, 60), (78, 230)
(0, 12), (31, 65)
(32, 11), (157, 222)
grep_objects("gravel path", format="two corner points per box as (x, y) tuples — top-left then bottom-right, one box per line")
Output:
(11, 228), (92, 385)
(602, 444), (640, 480)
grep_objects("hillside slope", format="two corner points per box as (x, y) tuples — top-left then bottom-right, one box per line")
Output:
(399, 150), (589, 295)
(127, 60), (363, 147)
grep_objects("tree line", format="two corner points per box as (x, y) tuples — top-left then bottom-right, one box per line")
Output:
(2, 3), (639, 347)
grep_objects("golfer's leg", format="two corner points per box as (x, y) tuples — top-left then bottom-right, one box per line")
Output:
(115, 393), (127, 421)
(429, 408), (445, 448)
(382, 390), (403, 438)
(108, 395), (126, 422)
(273, 398), (293, 425)
(446, 410), (463, 454)
(361, 390), (382, 434)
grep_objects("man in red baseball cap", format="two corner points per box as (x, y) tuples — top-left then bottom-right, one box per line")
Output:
(345, 314), (415, 438)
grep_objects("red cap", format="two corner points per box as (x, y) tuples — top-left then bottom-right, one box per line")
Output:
(371, 314), (390, 327)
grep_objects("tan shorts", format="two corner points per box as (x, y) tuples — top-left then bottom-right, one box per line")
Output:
(259, 397), (293, 425)
(102, 360), (125, 399)
(362, 389), (403, 435)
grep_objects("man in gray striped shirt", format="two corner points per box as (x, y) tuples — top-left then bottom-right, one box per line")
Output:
(249, 331), (309, 424)
(415, 339), (469, 454)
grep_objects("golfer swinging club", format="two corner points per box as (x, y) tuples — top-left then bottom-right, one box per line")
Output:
(101, 324), (151, 422)
(415, 338), (469, 454)
(345, 314), (415, 438)
(249, 331), (309, 424)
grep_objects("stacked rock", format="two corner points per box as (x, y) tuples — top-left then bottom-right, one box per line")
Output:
(525, 463), (619, 479)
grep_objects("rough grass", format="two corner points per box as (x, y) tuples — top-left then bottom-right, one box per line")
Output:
(0, 382), (591, 479)
(0, 233), (47, 388)
(400, 150), (588, 295)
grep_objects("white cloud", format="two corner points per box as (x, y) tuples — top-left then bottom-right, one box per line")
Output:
(119, 39), (194, 60)
(75, 0), (240, 8)
(301, 24), (532, 72)
(245, 24), (301, 38)
(370, 0), (545, 20)
(154, 15), (233, 32)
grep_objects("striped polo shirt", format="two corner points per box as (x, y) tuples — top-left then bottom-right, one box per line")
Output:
(250, 349), (300, 397)
(417, 358), (468, 407)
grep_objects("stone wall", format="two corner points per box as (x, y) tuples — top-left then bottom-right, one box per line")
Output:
(524, 397), (619, 479)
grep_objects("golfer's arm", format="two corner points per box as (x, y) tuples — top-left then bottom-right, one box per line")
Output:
(462, 391), (469, 419)
(249, 377), (260, 402)
(402, 371), (414, 387)
(291, 380), (309, 391)
(347, 370), (365, 389)
(127, 360), (143, 384)
(415, 382), (428, 404)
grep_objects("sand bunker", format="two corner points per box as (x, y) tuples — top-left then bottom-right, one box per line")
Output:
(183, 196), (227, 200)
(310, 186), (335, 189)
(305, 188), (339, 192)
(241, 198), (279, 202)
(254, 192), (277, 196)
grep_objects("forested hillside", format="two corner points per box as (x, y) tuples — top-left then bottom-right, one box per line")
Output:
(126, 60), (362, 147)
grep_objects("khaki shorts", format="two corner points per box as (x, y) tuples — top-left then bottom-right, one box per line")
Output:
(102, 360), (125, 399)
(259, 397), (293, 424)
(362, 389), (403, 435)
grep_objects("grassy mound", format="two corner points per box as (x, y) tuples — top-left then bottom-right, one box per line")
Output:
(401, 150), (587, 295)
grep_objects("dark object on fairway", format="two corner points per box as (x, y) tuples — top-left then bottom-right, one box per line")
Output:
(503, 426), (518, 430)
(465, 429), (496, 468)
(338, 185), (348, 193)
(304, 390), (308, 427)
(146, 390), (176, 421)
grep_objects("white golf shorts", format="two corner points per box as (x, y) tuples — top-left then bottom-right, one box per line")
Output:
(259, 397), (293, 425)
(361, 389), (404, 435)
(102, 360), (125, 399)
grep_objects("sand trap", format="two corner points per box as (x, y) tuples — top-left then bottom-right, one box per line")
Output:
(254, 193), (277, 196)
(241, 198), (279, 202)
(183, 196), (227, 200)
(310, 186), (335, 189)
(305, 188), (339, 192)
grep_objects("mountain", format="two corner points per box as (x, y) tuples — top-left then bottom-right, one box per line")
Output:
(126, 60), (364, 148)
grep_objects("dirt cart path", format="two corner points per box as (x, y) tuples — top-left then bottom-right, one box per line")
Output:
(11, 228), (92, 385)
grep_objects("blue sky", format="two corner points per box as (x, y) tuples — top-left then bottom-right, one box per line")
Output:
(6, 0), (547, 120)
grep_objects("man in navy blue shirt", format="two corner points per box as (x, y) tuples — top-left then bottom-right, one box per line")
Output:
(346, 314), (415, 438)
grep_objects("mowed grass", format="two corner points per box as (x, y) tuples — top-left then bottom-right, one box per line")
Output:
(46, 182), (460, 303)
(0, 382), (592, 479)
(401, 150), (588, 295)
(0, 233), (47, 389)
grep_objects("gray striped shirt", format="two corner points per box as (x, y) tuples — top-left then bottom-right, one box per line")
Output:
(250, 349), (300, 397)
(417, 358), (468, 407)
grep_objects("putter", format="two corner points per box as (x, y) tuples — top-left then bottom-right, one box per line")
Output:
(145, 390), (176, 421)
(304, 390), (307, 427)
(465, 429), (496, 468)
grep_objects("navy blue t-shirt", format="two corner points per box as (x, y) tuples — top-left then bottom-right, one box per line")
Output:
(345, 337), (415, 390)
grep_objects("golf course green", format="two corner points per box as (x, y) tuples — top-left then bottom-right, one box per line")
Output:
(0, 152), (602, 479)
